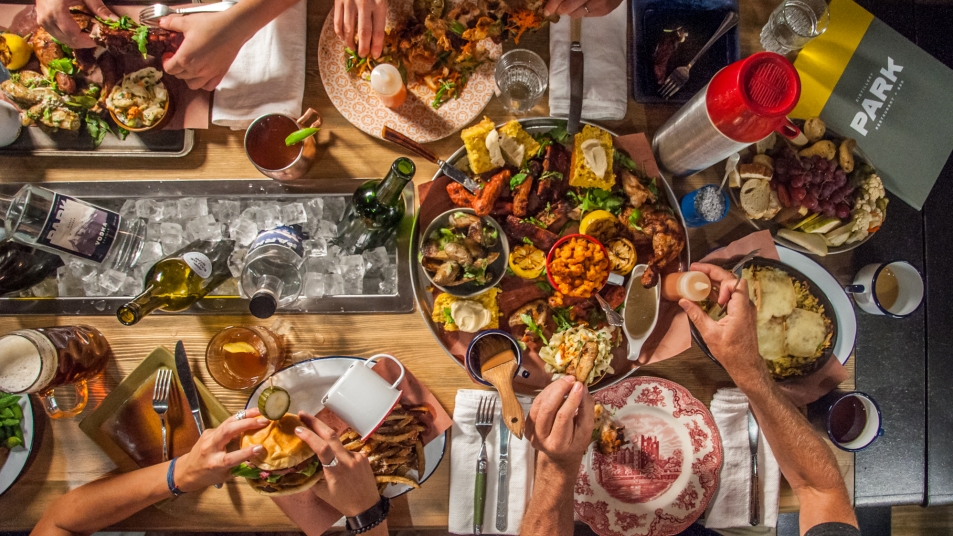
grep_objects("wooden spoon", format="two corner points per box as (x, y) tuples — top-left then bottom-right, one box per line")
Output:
(477, 336), (525, 439)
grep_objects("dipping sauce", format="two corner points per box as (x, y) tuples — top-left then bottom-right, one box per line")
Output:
(370, 64), (407, 109)
(245, 115), (302, 171)
(875, 267), (900, 311)
(829, 395), (868, 444)
(624, 280), (658, 338)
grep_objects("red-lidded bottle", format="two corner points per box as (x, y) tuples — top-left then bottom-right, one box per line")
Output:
(653, 52), (802, 177)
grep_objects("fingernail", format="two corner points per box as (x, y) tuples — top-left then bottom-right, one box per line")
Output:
(252, 445), (265, 455)
(572, 382), (583, 393)
(543, 9), (550, 16)
(295, 426), (306, 435)
(678, 299), (690, 310)
(563, 375), (576, 383)
(257, 417), (270, 424)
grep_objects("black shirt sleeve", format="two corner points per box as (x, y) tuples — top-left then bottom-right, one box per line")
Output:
(805, 522), (862, 536)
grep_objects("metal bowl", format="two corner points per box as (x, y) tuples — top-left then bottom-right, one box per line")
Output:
(418, 207), (509, 298)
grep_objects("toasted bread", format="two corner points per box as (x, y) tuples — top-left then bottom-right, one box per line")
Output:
(569, 125), (615, 191)
(738, 163), (773, 181)
(498, 121), (540, 166)
(740, 178), (771, 220)
(461, 117), (499, 175)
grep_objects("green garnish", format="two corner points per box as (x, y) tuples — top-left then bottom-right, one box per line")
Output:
(443, 307), (455, 325)
(285, 127), (320, 146)
(509, 173), (528, 190)
(432, 80), (455, 109)
(133, 25), (150, 58)
(520, 313), (548, 345)
(548, 125), (571, 145)
(84, 114), (112, 147)
(96, 15), (136, 30)
(522, 237), (534, 246)
(448, 20), (467, 35)
(344, 48), (367, 72)
(535, 281), (553, 293)
(539, 170), (563, 181)
(567, 188), (625, 215)
(627, 207), (642, 230)
(48, 57), (75, 76)
(521, 216), (546, 229)
(553, 307), (574, 332)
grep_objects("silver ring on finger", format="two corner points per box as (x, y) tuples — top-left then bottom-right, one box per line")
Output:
(322, 457), (339, 468)
(235, 409), (246, 420)
(583, 4), (590, 13)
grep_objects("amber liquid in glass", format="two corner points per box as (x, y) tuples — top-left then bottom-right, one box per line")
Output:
(206, 326), (282, 389)
(36, 326), (111, 389)
(246, 115), (302, 171)
(875, 267), (900, 311)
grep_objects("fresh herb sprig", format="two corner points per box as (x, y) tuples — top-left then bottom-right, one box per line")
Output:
(520, 313), (548, 345)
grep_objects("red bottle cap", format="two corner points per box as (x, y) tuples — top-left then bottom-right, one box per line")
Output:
(706, 52), (801, 143)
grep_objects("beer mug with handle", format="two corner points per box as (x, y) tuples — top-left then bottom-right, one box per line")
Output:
(0, 326), (111, 418)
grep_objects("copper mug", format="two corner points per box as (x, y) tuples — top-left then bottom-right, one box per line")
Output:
(244, 108), (322, 181)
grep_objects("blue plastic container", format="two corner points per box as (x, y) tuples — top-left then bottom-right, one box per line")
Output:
(681, 184), (730, 227)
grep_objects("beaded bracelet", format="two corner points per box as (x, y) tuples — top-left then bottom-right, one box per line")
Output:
(166, 457), (186, 497)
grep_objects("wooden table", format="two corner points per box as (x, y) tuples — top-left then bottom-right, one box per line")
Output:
(0, 0), (856, 530)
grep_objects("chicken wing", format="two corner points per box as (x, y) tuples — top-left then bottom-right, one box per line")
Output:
(620, 168), (657, 208)
(640, 208), (685, 288)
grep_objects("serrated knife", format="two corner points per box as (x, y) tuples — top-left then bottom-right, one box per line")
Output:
(567, 18), (584, 136)
(381, 126), (481, 193)
(175, 340), (222, 488)
(495, 416), (510, 531)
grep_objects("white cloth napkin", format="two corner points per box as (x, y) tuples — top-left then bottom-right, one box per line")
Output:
(704, 388), (781, 529)
(449, 390), (535, 535)
(211, 0), (307, 129)
(548, 1), (629, 120)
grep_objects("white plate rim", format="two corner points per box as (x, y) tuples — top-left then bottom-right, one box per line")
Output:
(243, 356), (448, 498)
(0, 394), (35, 497)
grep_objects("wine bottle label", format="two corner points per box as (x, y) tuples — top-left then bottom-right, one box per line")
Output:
(182, 252), (213, 279)
(249, 225), (304, 257)
(36, 194), (118, 263)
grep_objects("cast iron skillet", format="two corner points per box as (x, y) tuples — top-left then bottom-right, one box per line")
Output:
(690, 256), (839, 382)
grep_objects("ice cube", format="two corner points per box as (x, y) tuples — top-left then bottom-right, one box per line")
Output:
(324, 197), (347, 222)
(303, 273), (326, 298)
(30, 277), (58, 297)
(99, 269), (127, 294)
(312, 220), (337, 239)
(177, 197), (209, 219)
(362, 246), (389, 276)
(120, 276), (141, 296)
(209, 278), (240, 296)
(338, 255), (366, 280)
(135, 199), (163, 219)
(379, 264), (398, 294)
(119, 199), (136, 218)
(281, 203), (308, 226)
(200, 223), (225, 241)
(228, 248), (248, 278)
(212, 200), (242, 223)
(362, 276), (381, 295)
(135, 241), (164, 268)
(305, 256), (336, 274)
(256, 204), (282, 230)
(303, 238), (327, 258)
(57, 268), (84, 297)
(186, 218), (221, 242)
(327, 245), (342, 259)
(344, 276), (364, 295)
(305, 198), (324, 221)
(229, 218), (259, 247)
(325, 273), (345, 295)
(160, 200), (180, 222)
(160, 222), (185, 254)
(145, 222), (162, 241)
(81, 269), (103, 296)
(68, 259), (97, 280)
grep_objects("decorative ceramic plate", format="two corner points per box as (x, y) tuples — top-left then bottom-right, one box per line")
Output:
(575, 377), (722, 536)
(317, 10), (499, 143)
(0, 395), (34, 497)
(245, 356), (447, 498)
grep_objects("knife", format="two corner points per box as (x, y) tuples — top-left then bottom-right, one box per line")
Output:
(748, 409), (760, 526)
(175, 341), (222, 488)
(495, 416), (510, 532)
(567, 18), (584, 136)
(381, 126), (481, 193)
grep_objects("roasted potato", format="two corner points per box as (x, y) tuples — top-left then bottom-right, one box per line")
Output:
(839, 138), (857, 173)
(799, 140), (836, 160)
(803, 117), (827, 143)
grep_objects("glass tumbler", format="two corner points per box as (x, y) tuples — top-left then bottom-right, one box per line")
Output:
(760, 0), (830, 55)
(495, 49), (549, 114)
(205, 326), (285, 389)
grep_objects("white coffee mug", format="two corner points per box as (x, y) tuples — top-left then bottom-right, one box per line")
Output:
(847, 261), (923, 317)
(321, 354), (405, 439)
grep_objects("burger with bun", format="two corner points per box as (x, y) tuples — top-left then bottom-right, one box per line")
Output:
(231, 413), (323, 495)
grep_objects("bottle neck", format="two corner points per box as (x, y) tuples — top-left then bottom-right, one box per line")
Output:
(375, 158), (415, 207)
(116, 284), (168, 326)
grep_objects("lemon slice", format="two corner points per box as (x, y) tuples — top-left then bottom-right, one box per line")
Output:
(508, 244), (545, 279)
(222, 341), (258, 354)
(258, 386), (291, 421)
(579, 210), (618, 241)
(0, 34), (31, 71)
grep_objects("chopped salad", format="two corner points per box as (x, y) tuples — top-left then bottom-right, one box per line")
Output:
(106, 67), (169, 129)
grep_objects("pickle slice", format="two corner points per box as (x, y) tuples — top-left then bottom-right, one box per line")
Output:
(258, 386), (291, 420)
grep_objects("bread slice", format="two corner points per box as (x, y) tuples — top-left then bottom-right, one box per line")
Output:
(461, 117), (499, 175)
(738, 163), (773, 181)
(499, 121), (540, 166)
(569, 124), (616, 191)
(740, 178), (771, 219)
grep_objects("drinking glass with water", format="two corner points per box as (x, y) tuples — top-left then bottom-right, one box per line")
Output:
(494, 49), (548, 114)
(760, 0), (830, 55)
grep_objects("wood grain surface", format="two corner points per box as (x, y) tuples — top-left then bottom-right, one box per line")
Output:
(0, 0), (856, 530)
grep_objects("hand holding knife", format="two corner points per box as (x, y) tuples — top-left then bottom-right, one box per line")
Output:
(174, 341), (221, 489)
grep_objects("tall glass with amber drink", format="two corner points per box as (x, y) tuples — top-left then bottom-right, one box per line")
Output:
(0, 326), (112, 418)
(205, 326), (284, 389)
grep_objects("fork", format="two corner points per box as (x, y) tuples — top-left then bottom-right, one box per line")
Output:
(474, 396), (497, 535)
(658, 11), (739, 99)
(708, 249), (761, 318)
(138, 2), (236, 26)
(152, 368), (173, 462)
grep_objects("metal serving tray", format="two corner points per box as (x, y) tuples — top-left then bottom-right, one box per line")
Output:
(0, 179), (415, 315)
(0, 128), (194, 158)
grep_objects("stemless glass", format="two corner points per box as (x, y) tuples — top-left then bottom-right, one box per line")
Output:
(494, 49), (549, 114)
(205, 326), (285, 389)
(760, 0), (830, 55)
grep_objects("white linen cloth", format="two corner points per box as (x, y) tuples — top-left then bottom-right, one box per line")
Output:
(449, 390), (535, 535)
(548, 0), (629, 120)
(704, 388), (781, 529)
(211, 0), (307, 129)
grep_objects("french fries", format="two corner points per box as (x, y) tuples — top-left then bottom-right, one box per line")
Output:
(338, 404), (430, 493)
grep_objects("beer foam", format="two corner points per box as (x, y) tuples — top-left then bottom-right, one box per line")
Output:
(0, 335), (42, 393)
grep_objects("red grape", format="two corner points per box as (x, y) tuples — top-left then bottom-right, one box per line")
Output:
(836, 203), (851, 219)
(791, 186), (807, 202)
(790, 176), (804, 188)
(803, 194), (819, 211)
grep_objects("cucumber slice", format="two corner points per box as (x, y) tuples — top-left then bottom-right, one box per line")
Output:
(258, 386), (291, 420)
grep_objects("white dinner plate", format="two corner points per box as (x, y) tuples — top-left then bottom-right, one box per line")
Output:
(0, 395), (35, 497)
(777, 246), (856, 364)
(245, 356), (447, 498)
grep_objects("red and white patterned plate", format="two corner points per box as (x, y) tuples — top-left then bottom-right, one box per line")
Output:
(316, 10), (499, 143)
(575, 377), (723, 536)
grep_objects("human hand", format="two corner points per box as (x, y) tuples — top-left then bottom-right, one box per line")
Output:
(173, 408), (269, 492)
(526, 376), (594, 472)
(295, 412), (381, 517)
(36, 0), (115, 48)
(159, 10), (248, 91)
(542, 0), (623, 18)
(334, 0), (387, 59)
(679, 262), (766, 385)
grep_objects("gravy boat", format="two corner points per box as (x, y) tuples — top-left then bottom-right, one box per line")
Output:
(623, 264), (660, 361)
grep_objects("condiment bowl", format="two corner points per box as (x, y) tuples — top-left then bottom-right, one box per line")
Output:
(108, 85), (174, 134)
(545, 233), (610, 297)
(622, 264), (660, 361)
(465, 330), (523, 387)
(418, 208), (509, 298)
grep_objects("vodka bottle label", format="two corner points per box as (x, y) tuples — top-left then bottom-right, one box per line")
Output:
(248, 225), (304, 257)
(36, 193), (119, 263)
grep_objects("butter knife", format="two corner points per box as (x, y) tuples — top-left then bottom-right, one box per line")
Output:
(496, 417), (510, 532)
(175, 341), (221, 489)
(567, 18), (584, 136)
(381, 126), (481, 193)
(748, 409), (760, 526)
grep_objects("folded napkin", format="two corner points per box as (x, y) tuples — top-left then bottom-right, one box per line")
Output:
(548, 1), (629, 120)
(449, 390), (535, 535)
(704, 388), (780, 529)
(211, 0), (307, 129)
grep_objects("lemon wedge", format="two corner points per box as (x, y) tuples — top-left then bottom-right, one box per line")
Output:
(222, 342), (258, 355)
(0, 34), (31, 71)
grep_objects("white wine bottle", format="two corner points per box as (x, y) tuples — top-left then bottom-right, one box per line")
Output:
(117, 239), (235, 326)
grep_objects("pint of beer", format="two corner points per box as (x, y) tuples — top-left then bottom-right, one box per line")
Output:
(0, 326), (111, 418)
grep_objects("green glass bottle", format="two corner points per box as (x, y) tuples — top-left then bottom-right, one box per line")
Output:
(336, 157), (416, 255)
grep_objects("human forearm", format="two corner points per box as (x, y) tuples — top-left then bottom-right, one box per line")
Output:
(223, 0), (300, 41)
(521, 455), (577, 536)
